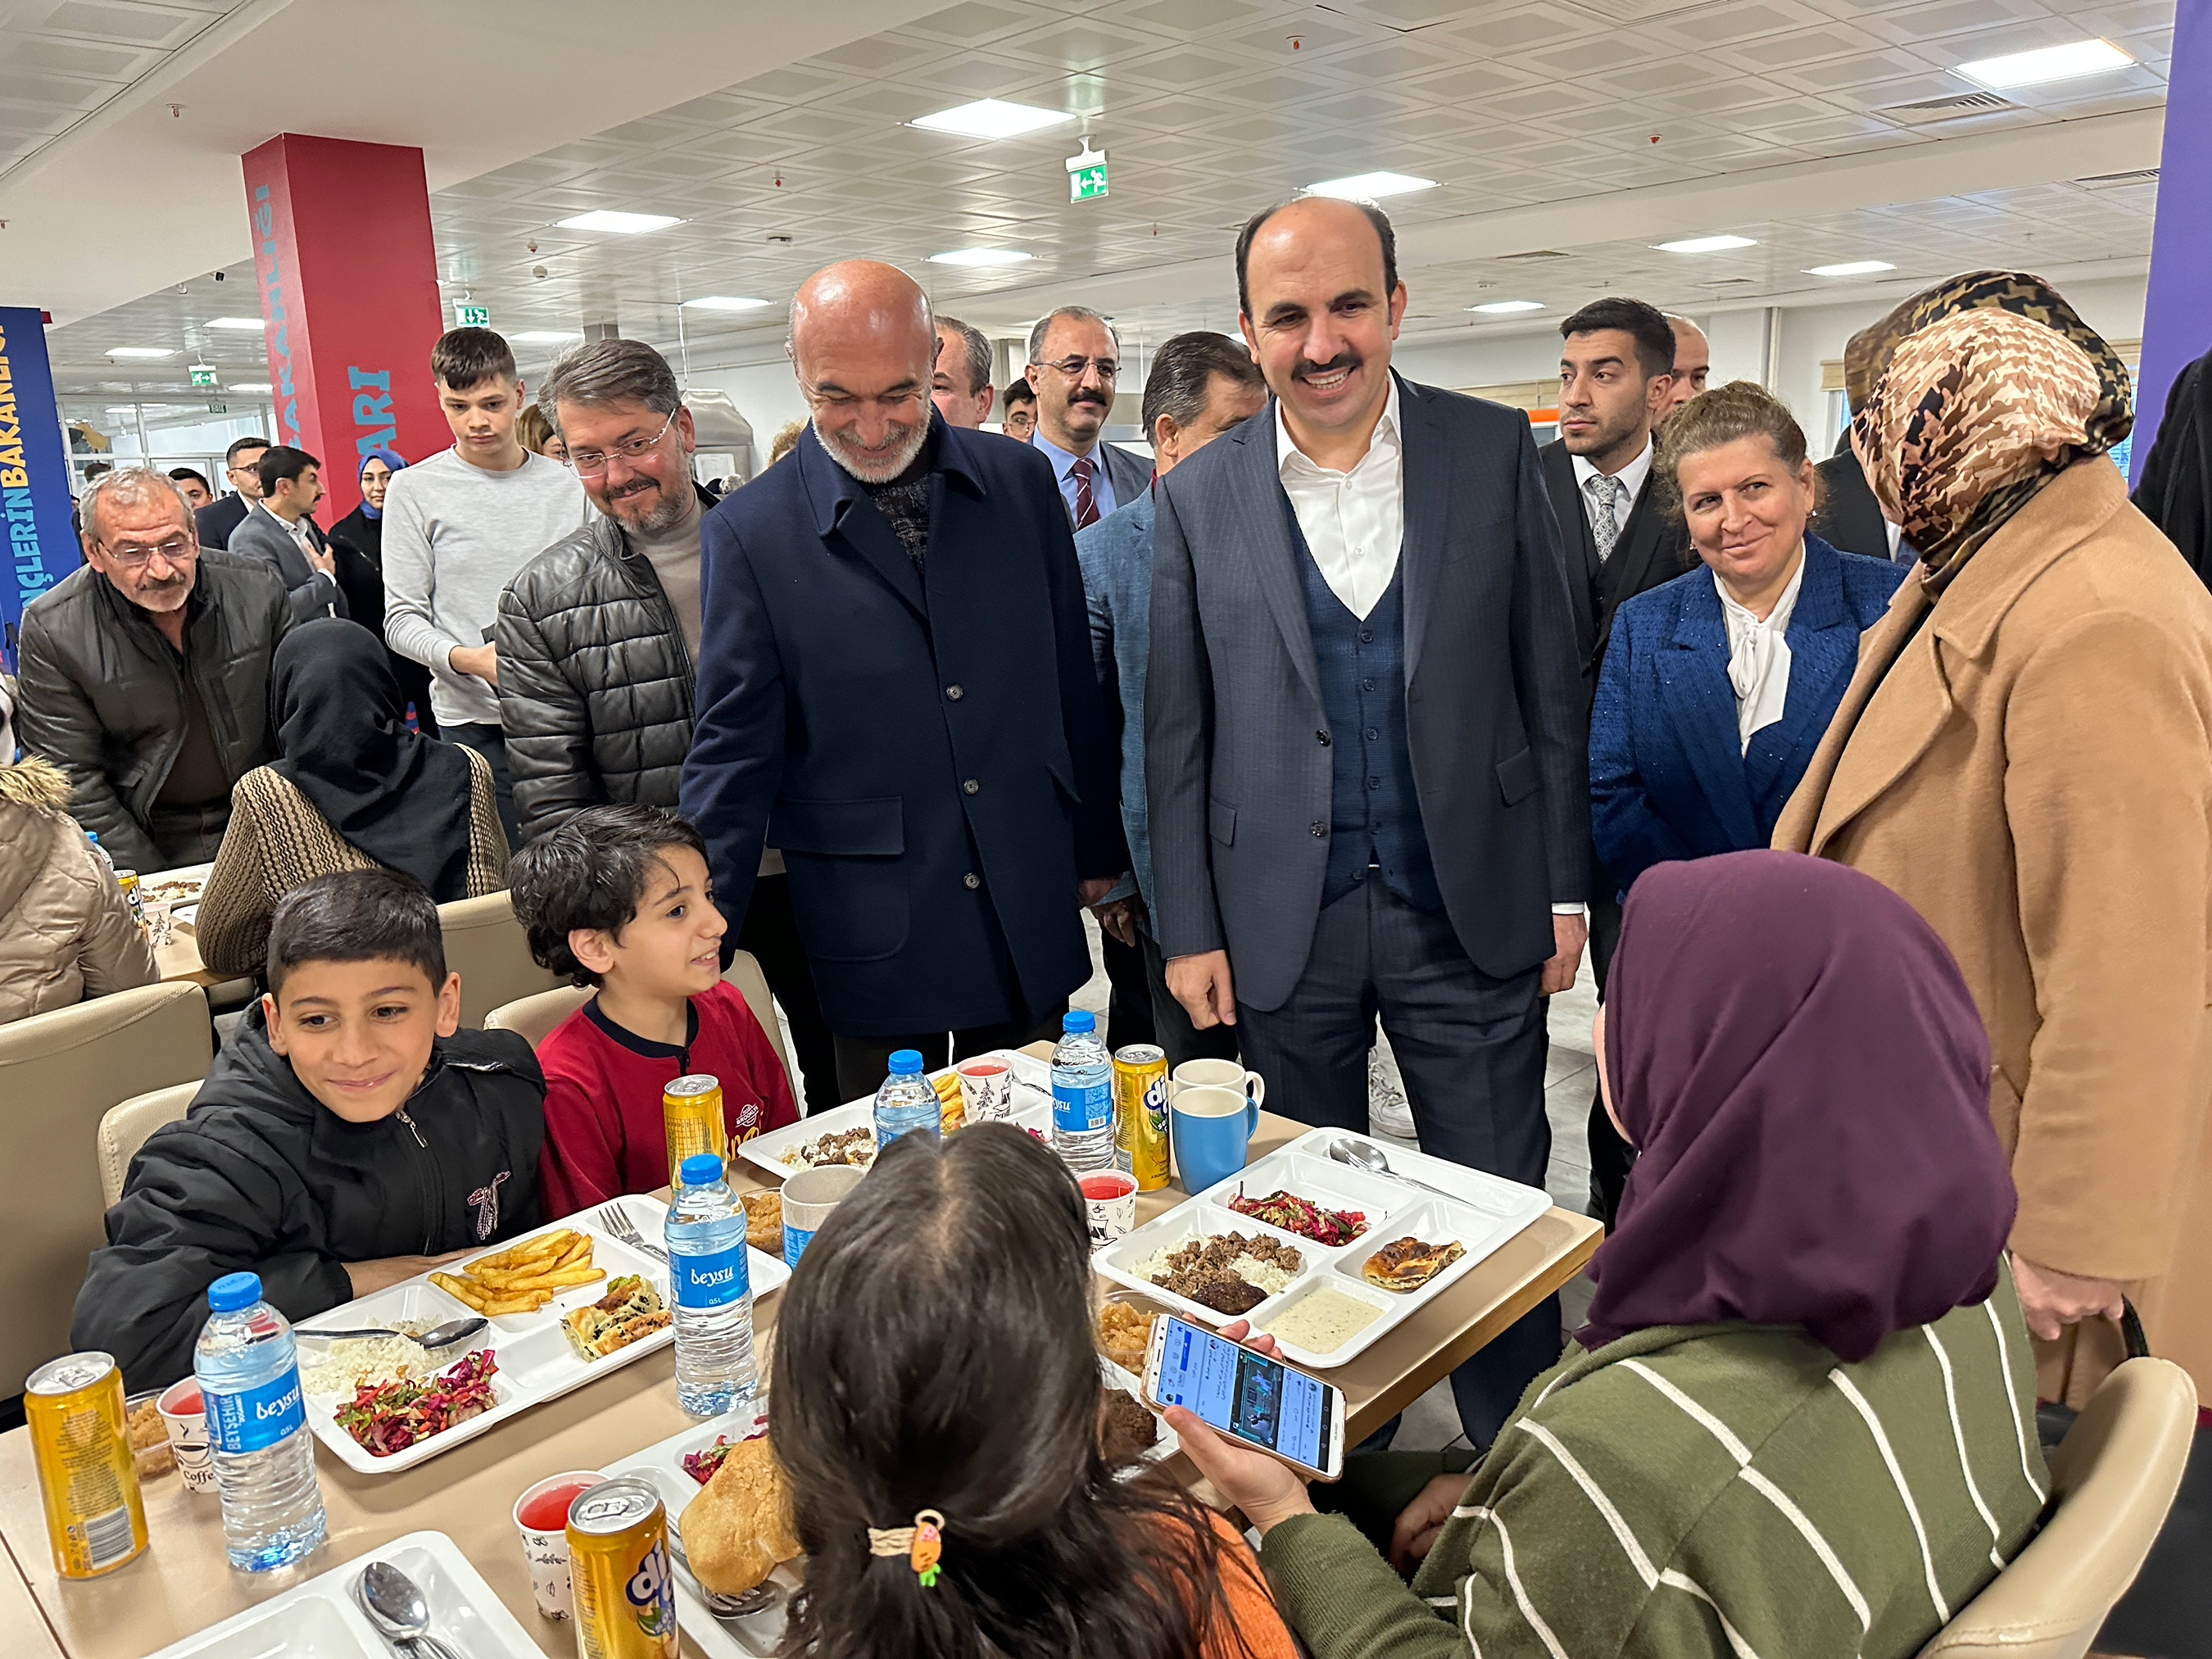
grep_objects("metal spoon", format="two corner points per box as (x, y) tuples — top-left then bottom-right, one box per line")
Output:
(354, 1560), (460, 1659)
(667, 1520), (783, 1620)
(301, 1317), (487, 1350)
(1326, 1137), (1466, 1204)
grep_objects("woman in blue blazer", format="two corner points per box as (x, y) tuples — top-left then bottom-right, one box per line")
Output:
(1592, 383), (1905, 898)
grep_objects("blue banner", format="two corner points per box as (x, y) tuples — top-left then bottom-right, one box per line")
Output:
(0, 307), (78, 673)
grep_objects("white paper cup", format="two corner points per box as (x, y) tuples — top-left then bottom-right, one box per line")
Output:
(156, 1376), (216, 1495)
(512, 1470), (607, 1620)
(1171, 1058), (1265, 1111)
(1079, 1170), (1139, 1249)
(782, 1163), (867, 1267)
(954, 1056), (1015, 1121)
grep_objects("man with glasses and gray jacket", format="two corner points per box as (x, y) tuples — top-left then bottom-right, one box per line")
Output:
(498, 338), (837, 1112)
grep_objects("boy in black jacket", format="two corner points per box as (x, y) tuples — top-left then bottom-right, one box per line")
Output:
(73, 868), (547, 1390)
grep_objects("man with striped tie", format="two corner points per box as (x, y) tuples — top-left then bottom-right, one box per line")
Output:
(1023, 306), (1153, 531)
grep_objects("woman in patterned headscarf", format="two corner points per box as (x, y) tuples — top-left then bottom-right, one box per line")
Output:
(1777, 270), (2212, 1413)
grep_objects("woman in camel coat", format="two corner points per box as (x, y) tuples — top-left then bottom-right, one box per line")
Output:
(1777, 271), (2212, 1407)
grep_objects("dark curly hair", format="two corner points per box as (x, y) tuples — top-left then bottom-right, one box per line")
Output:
(507, 804), (709, 986)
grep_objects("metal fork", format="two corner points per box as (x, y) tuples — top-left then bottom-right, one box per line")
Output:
(668, 1521), (783, 1620)
(594, 1202), (669, 1263)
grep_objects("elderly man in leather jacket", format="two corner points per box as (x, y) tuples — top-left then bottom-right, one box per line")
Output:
(16, 468), (291, 870)
(497, 338), (839, 1111)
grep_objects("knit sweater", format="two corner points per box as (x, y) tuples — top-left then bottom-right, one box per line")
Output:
(1262, 1271), (2049, 1659)
(195, 750), (508, 977)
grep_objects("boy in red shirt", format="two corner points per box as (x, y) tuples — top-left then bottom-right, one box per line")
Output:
(510, 805), (797, 1213)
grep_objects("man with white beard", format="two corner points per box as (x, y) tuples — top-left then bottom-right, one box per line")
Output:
(679, 260), (1127, 1096)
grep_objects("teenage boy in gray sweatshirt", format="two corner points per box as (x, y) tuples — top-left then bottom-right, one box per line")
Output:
(382, 327), (587, 846)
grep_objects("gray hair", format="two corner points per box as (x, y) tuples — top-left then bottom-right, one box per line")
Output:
(1141, 332), (1263, 442)
(936, 315), (992, 397)
(540, 337), (682, 428)
(1027, 305), (1120, 365)
(79, 466), (194, 545)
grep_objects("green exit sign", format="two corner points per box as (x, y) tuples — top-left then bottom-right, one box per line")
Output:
(188, 364), (216, 388)
(1067, 143), (1108, 202)
(455, 304), (491, 328)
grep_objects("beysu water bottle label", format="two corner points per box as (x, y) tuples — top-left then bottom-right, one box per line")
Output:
(673, 1242), (749, 1310)
(204, 1367), (306, 1453)
(1054, 1077), (1112, 1133)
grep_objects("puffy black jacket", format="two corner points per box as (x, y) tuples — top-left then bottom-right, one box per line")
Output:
(497, 492), (706, 845)
(71, 1004), (546, 1391)
(15, 552), (292, 870)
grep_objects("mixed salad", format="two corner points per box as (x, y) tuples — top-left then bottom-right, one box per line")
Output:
(333, 1349), (500, 1457)
(1226, 1186), (1371, 1246)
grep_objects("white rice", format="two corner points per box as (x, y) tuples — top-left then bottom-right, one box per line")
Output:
(299, 1335), (434, 1398)
(1132, 1246), (1299, 1297)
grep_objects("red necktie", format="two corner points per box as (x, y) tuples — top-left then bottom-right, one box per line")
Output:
(1072, 456), (1099, 529)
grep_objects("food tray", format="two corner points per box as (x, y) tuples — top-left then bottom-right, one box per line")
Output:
(599, 1364), (1176, 1659)
(142, 1530), (546, 1658)
(737, 1048), (1054, 1181)
(296, 1194), (789, 1475)
(138, 859), (213, 924)
(1092, 1129), (1551, 1370)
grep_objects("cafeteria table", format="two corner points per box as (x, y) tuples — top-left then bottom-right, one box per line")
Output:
(0, 1107), (1601, 1657)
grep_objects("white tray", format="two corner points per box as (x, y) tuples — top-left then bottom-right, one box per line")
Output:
(143, 1529), (550, 1658)
(597, 1361), (1176, 1658)
(296, 1194), (790, 1475)
(1093, 1129), (1551, 1370)
(736, 1049), (1054, 1181)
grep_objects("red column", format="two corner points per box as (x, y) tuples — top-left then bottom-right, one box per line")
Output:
(241, 134), (448, 522)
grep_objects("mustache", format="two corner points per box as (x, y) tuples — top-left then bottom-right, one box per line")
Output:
(1294, 352), (1362, 382)
(1067, 390), (1110, 408)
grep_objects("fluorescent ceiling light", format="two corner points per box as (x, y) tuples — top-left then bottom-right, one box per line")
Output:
(105, 346), (173, 357)
(1957, 38), (2132, 88)
(1467, 300), (1544, 314)
(555, 210), (682, 233)
(204, 316), (266, 329)
(228, 383), (271, 393)
(510, 330), (580, 342)
(1306, 170), (1437, 200)
(909, 99), (1071, 139)
(1654, 233), (1758, 253)
(682, 295), (773, 311)
(104, 406), (139, 415)
(1805, 260), (1896, 277)
(928, 247), (1032, 268)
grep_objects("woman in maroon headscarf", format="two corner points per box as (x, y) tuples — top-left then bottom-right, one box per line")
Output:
(1179, 851), (2048, 1659)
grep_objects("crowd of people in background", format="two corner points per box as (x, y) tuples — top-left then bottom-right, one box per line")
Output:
(5, 186), (2211, 1658)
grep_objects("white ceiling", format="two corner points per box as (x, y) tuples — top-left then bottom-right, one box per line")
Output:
(25, 0), (2173, 400)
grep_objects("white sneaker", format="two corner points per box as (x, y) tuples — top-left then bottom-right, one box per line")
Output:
(1368, 1039), (1417, 1140)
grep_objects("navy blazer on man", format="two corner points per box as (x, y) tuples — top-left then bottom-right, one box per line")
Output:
(679, 414), (1126, 1036)
(1589, 533), (1904, 897)
(1147, 375), (1588, 1011)
(194, 494), (251, 550)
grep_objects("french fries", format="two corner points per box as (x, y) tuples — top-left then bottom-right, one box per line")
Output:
(432, 1227), (605, 1315)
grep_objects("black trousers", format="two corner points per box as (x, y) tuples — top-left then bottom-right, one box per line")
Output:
(146, 802), (230, 868)
(445, 721), (522, 850)
(735, 873), (841, 1116)
(1139, 927), (1240, 1070)
(1100, 925), (1157, 1054)
(832, 1004), (1067, 1104)
(1584, 895), (1636, 1230)
(1231, 878), (1562, 1448)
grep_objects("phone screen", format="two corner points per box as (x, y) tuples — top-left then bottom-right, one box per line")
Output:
(1153, 1317), (1333, 1471)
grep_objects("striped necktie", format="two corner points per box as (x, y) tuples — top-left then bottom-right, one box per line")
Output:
(1072, 456), (1099, 529)
(1585, 472), (1628, 561)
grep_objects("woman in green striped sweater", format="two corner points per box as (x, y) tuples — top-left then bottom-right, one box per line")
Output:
(1175, 850), (2048, 1659)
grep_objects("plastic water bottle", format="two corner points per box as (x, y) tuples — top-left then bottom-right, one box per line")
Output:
(84, 832), (114, 878)
(1051, 1010), (1116, 1173)
(666, 1154), (758, 1420)
(872, 1049), (941, 1149)
(193, 1272), (326, 1571)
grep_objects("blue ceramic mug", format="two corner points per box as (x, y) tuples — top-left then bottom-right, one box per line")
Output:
(1171, 1085), (1259, 1195)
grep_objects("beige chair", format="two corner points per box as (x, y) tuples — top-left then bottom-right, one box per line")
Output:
(1917, 1356), (2198, 1659)
(97, 1082), (200, 1208)
(485, 950), (794, 1088)
(439, 890), (562, 1029)
(0, 982), (213, 1396)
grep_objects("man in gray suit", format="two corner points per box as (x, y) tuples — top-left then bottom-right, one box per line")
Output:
(228, 444), (345, 625)
(1148, 196), (1589, 1442)
(1025, 305), (1151, 528)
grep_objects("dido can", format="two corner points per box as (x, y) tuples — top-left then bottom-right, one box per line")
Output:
(26, 1353), (148, 1579)
(662, 1074), (727, 1191)
(568, 1476), (677, 1658)
(114, 869), (144, 929)
(1113, 1045), (1172, 1191)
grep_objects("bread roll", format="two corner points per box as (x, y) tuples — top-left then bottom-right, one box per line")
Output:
(681, 1436), (801, 1595)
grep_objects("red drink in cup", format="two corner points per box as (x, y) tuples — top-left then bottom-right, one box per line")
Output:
(1081, 1171), (1139, 1249)
(519, 1480), (599, 1534)
(513, 1469), (607, 1620)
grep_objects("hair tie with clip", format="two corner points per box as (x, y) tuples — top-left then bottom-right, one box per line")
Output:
(866, 1509), (945, 1587)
